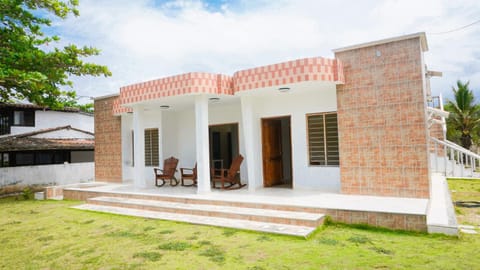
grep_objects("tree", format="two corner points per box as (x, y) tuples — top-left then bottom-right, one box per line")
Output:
(0, 0), (111, 109)
(444, 80), (480, 149)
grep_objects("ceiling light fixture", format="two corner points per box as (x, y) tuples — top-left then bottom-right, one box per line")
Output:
(278, 87), (290, 92)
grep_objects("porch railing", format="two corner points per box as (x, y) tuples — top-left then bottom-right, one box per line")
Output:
(430, 137), (480, 177)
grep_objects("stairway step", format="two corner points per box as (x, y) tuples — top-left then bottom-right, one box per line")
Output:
(72, 204), (317, 237)
(87, 196), (324, 227)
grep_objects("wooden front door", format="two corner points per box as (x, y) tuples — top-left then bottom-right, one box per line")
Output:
(262, 118), (283, 187)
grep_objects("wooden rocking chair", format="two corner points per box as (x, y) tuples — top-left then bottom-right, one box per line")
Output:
(211, 155), (246, 190)
(153, 157), (179, 187)
(180, 163), (197, 186)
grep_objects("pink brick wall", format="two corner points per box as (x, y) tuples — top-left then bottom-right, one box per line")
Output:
(233, 57), (344, 92)
(335, 37), (430, 198)
(94, 96), (123, 182)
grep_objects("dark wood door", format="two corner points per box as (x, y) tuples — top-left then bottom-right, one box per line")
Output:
(262, 119), (283, 187)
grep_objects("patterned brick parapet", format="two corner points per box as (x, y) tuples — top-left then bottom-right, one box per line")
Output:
(114, 72), (233, 112)
(233, 57), (344, 92)
(335, 35), (430, 198)
(95, 96), (122, 182)
(112, 97), (132, 115)
(112, 57), (344, 115)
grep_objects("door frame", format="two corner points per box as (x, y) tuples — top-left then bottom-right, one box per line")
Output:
(261, 115), (293, 188)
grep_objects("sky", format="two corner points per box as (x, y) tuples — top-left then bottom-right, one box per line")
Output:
(50, 0), (480, 103)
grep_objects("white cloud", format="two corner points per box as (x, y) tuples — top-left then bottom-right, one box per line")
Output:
(54, 0), (480, 101)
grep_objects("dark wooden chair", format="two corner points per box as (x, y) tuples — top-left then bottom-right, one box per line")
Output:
(180, 163), (197, 186)
(211, 154), (246, 190)
(154, 157), (179, 187)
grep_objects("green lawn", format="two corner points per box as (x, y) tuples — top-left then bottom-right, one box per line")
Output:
(1, 183), (479, 270)
(448, 178), (480, 227)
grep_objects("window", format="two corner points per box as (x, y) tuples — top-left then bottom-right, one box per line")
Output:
(307, 112), (339, 166)
(0, 151), (72, 167)
(144, 128), (159, 166)
(15, 152), (35, 166)
(13, 110), (34, 126)
(0, 113), (10, 135)
(0, 153), (10, 167)
(36, 152), (54, 165)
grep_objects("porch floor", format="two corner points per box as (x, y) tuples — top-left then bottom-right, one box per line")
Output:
(64, 182), (428, 216)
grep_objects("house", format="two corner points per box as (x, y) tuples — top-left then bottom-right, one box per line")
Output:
(0, 103), (93, 136)
(0, 104), (94, 188)
(80, 32), (459, 234)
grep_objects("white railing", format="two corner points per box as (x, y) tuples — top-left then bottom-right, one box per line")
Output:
(430, 137), (480, 177)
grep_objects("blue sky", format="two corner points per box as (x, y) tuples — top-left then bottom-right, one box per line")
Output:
(48, 0), (480, 102)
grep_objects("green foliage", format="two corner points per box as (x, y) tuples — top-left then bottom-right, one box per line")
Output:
(132, 252), (162, 262)
(21, 187), (32, 200)
(157, 241), (192, 251)
(316, 237), (339, 246)
(0, 0), (111, 109)
(199, 245), (226, 264)
(445, 80), (480, 149)
(347, 234), (372, 244)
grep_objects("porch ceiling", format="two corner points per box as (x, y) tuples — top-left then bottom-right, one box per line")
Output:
(129, 93), (239, 113)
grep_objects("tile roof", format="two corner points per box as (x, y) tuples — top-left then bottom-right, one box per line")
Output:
(0, 126), (94, 151)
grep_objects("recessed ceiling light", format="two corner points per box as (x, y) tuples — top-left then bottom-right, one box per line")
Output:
(278, 87), (290, 92)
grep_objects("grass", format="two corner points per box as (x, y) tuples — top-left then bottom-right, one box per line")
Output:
(0, 183), (479, 270)
(448, 178), (480, 227)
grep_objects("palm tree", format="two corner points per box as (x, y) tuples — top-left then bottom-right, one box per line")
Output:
(445, 80), (480, 149)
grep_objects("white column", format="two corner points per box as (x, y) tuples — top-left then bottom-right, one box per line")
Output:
(195, 95), (211, 193)
(157, 110), (164, 165)
(133, 105), (146, 188)
(241, 96), (257, 192)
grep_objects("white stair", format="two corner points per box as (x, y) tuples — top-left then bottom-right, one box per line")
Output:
(72, 196), (325, 237)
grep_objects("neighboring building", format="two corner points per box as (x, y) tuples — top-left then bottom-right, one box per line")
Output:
(90, 33), (460, 232)
(0, 103), (93, 136)
(0, 104), (94, 187)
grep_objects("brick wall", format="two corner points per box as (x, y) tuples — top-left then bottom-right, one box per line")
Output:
(94, 96), (122, 182)
(335, 37), (430, 198)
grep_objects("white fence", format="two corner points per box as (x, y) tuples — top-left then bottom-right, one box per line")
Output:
(0, 162), (94, 187)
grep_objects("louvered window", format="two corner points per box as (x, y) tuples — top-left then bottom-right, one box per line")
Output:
(307, 113), (339, 166)
(144, 128), (159, 166)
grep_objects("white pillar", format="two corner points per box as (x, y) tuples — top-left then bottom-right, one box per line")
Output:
(241, 96), (258, 192)
(133, 105), (146, 188)
(195, 95), (211, 193)
(157, 110), (164, 166)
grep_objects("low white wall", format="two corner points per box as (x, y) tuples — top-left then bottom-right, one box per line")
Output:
(0, 162), (94, 187)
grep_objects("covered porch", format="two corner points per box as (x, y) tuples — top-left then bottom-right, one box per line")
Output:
(113, 57), (346, 194)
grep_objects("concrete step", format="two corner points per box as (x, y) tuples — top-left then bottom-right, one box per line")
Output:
(87, 196), (324, 227)
(72, 204), (317, 237)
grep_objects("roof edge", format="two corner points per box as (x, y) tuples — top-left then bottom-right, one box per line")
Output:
(332, 32), (428, 53)
(93, 93), (120, 101)
(0, 125), (94, 140)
